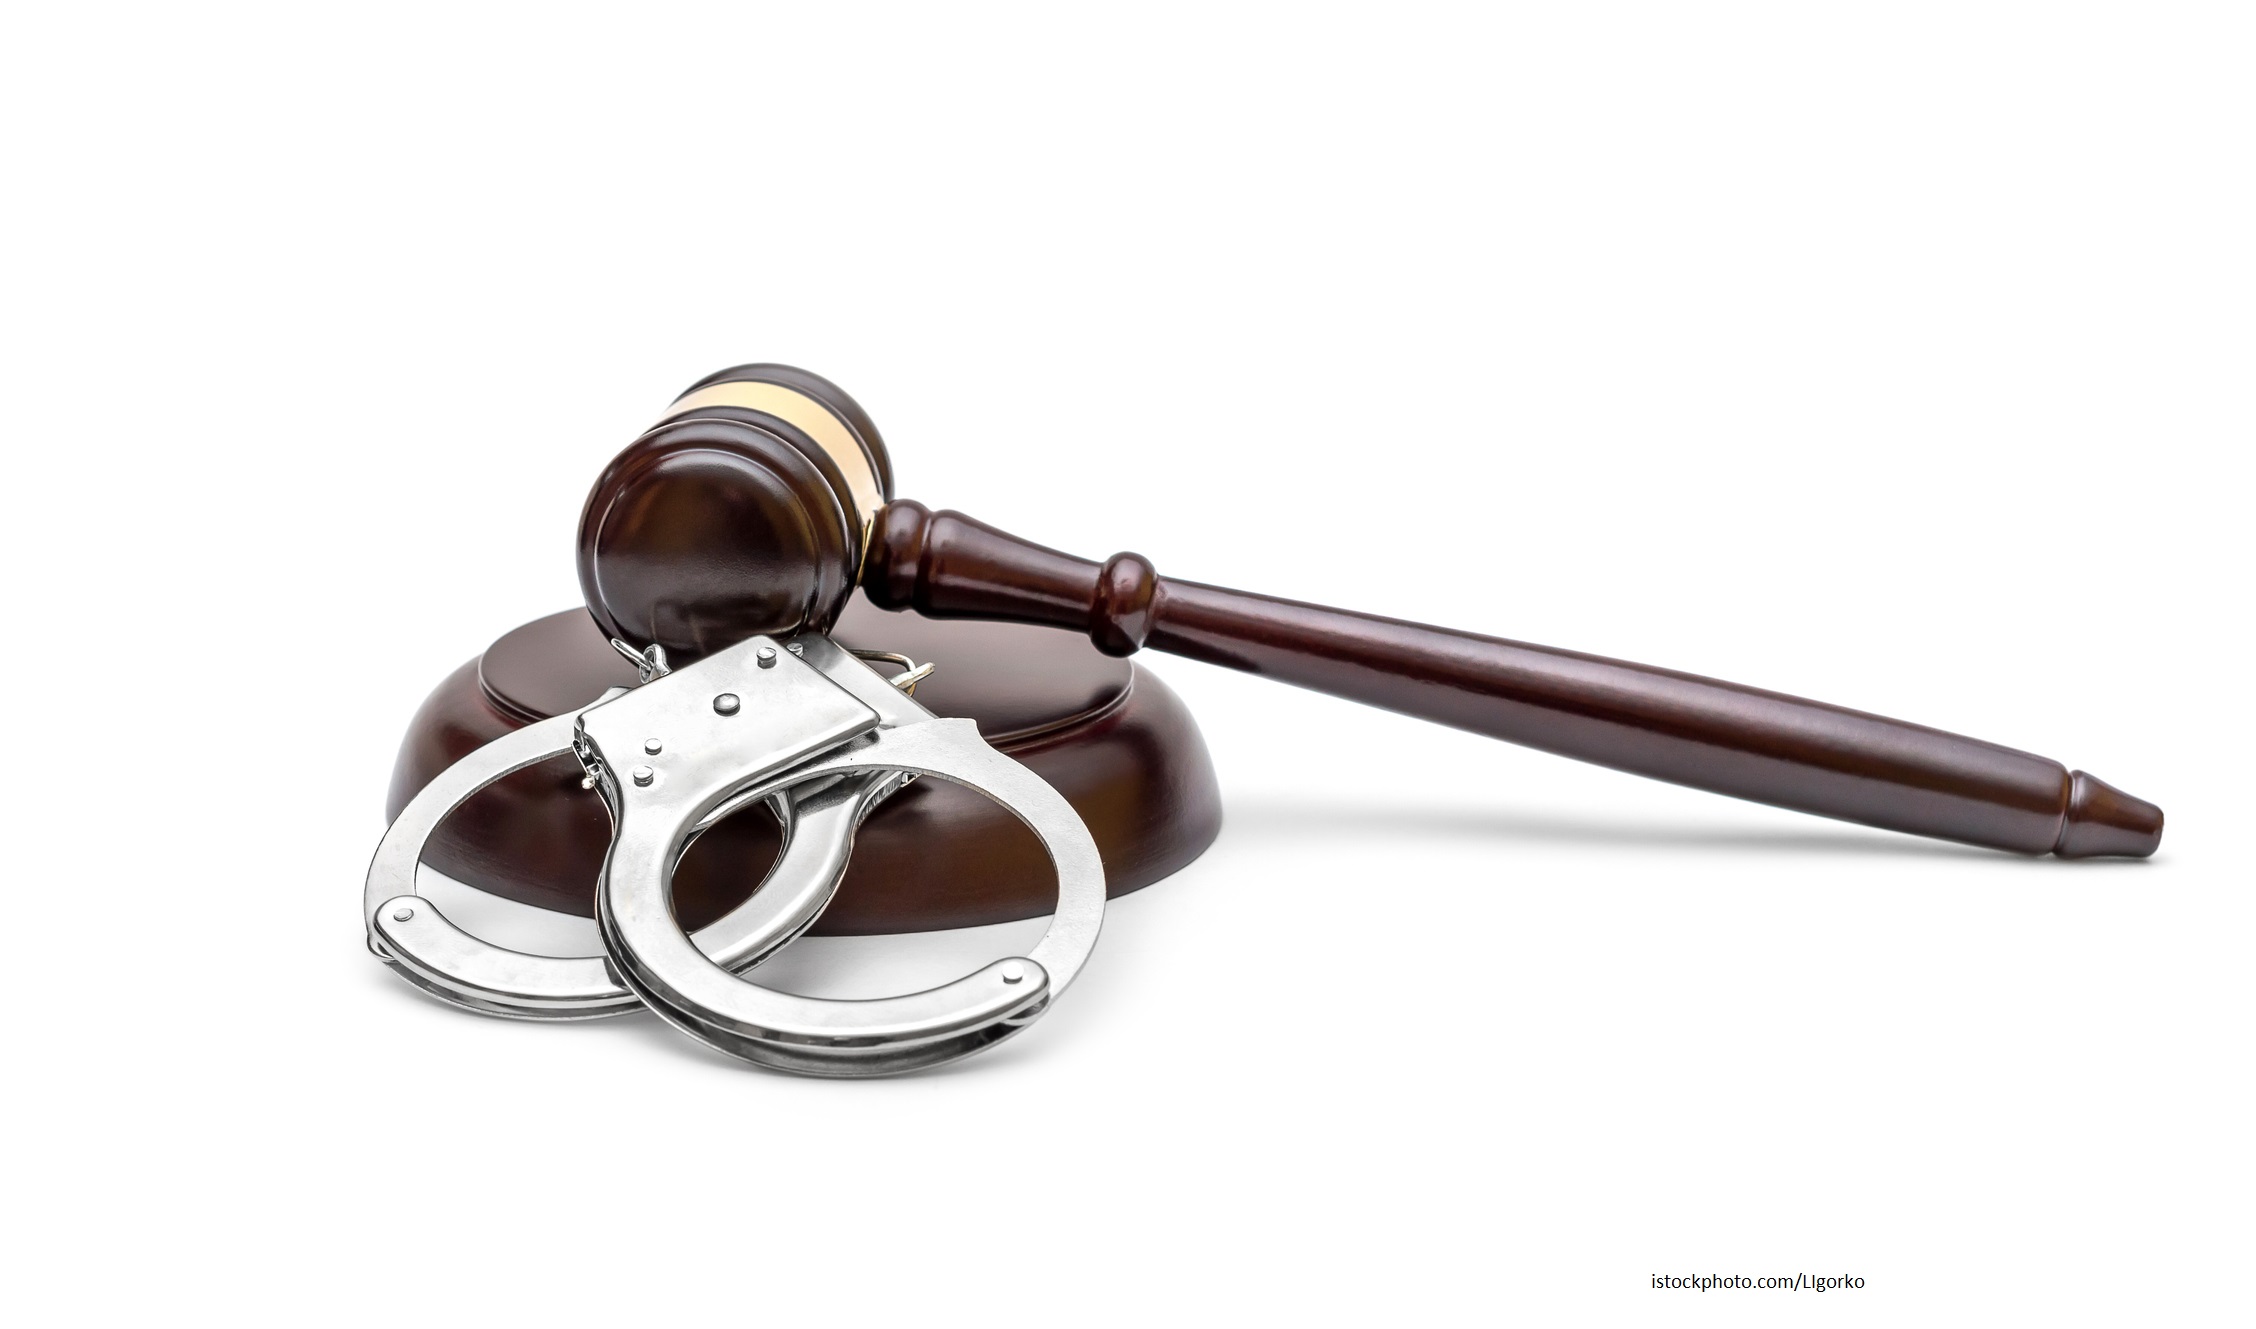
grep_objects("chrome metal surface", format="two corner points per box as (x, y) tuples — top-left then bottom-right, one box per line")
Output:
(364, 631), (1105, 1075)
(362, 648), (888, 1022)
(597, 634), (1106, 1077)
(608, 637), (671, 683)
(847, 647), (937, 695)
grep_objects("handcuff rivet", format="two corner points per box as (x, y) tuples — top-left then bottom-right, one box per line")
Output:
(392, 907), (414, 922)
(643, 738), (663, 755)
(632, 766), (655, 787)
(756, 646), (778, 668)
(787, 642), (805, 656)
(1000, 961), (1026, 984)
(714, 693), (740, 715)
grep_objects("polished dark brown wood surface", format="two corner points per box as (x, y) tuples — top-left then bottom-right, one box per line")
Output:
(863, 501), (2161, 858)
(578, 412), (866, 653)
(387, 603), (1223, 934)
(571, 363), (2160, 860)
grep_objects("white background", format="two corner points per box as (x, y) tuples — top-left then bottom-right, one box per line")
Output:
(4, 4), (2249, 1325)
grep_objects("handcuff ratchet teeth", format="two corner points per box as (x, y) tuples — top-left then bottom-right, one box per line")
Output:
(363, 632), (1105, 1075)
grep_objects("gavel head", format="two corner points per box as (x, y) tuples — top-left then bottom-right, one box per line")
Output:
(577, 365), (893, 660)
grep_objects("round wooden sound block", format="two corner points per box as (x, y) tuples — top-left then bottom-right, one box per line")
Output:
(386, 601), (1222, 934)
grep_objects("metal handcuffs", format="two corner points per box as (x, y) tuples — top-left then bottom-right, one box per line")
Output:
(364, 633), (1105, 1076)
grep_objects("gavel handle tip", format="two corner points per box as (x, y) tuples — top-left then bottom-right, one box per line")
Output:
(2054, 771), (2164, 858)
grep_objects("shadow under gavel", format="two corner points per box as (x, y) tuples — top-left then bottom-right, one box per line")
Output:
(576, 364), (2161, 860)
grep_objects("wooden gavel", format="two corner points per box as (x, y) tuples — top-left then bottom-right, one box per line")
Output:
(576, 364), (2162, 859)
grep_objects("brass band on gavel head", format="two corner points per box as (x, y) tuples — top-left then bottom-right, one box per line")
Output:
(659, 364), (894, 546)
(578, 366), (896, 657)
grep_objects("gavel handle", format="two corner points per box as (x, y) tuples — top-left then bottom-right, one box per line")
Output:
(867, 502), (2161, 858)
